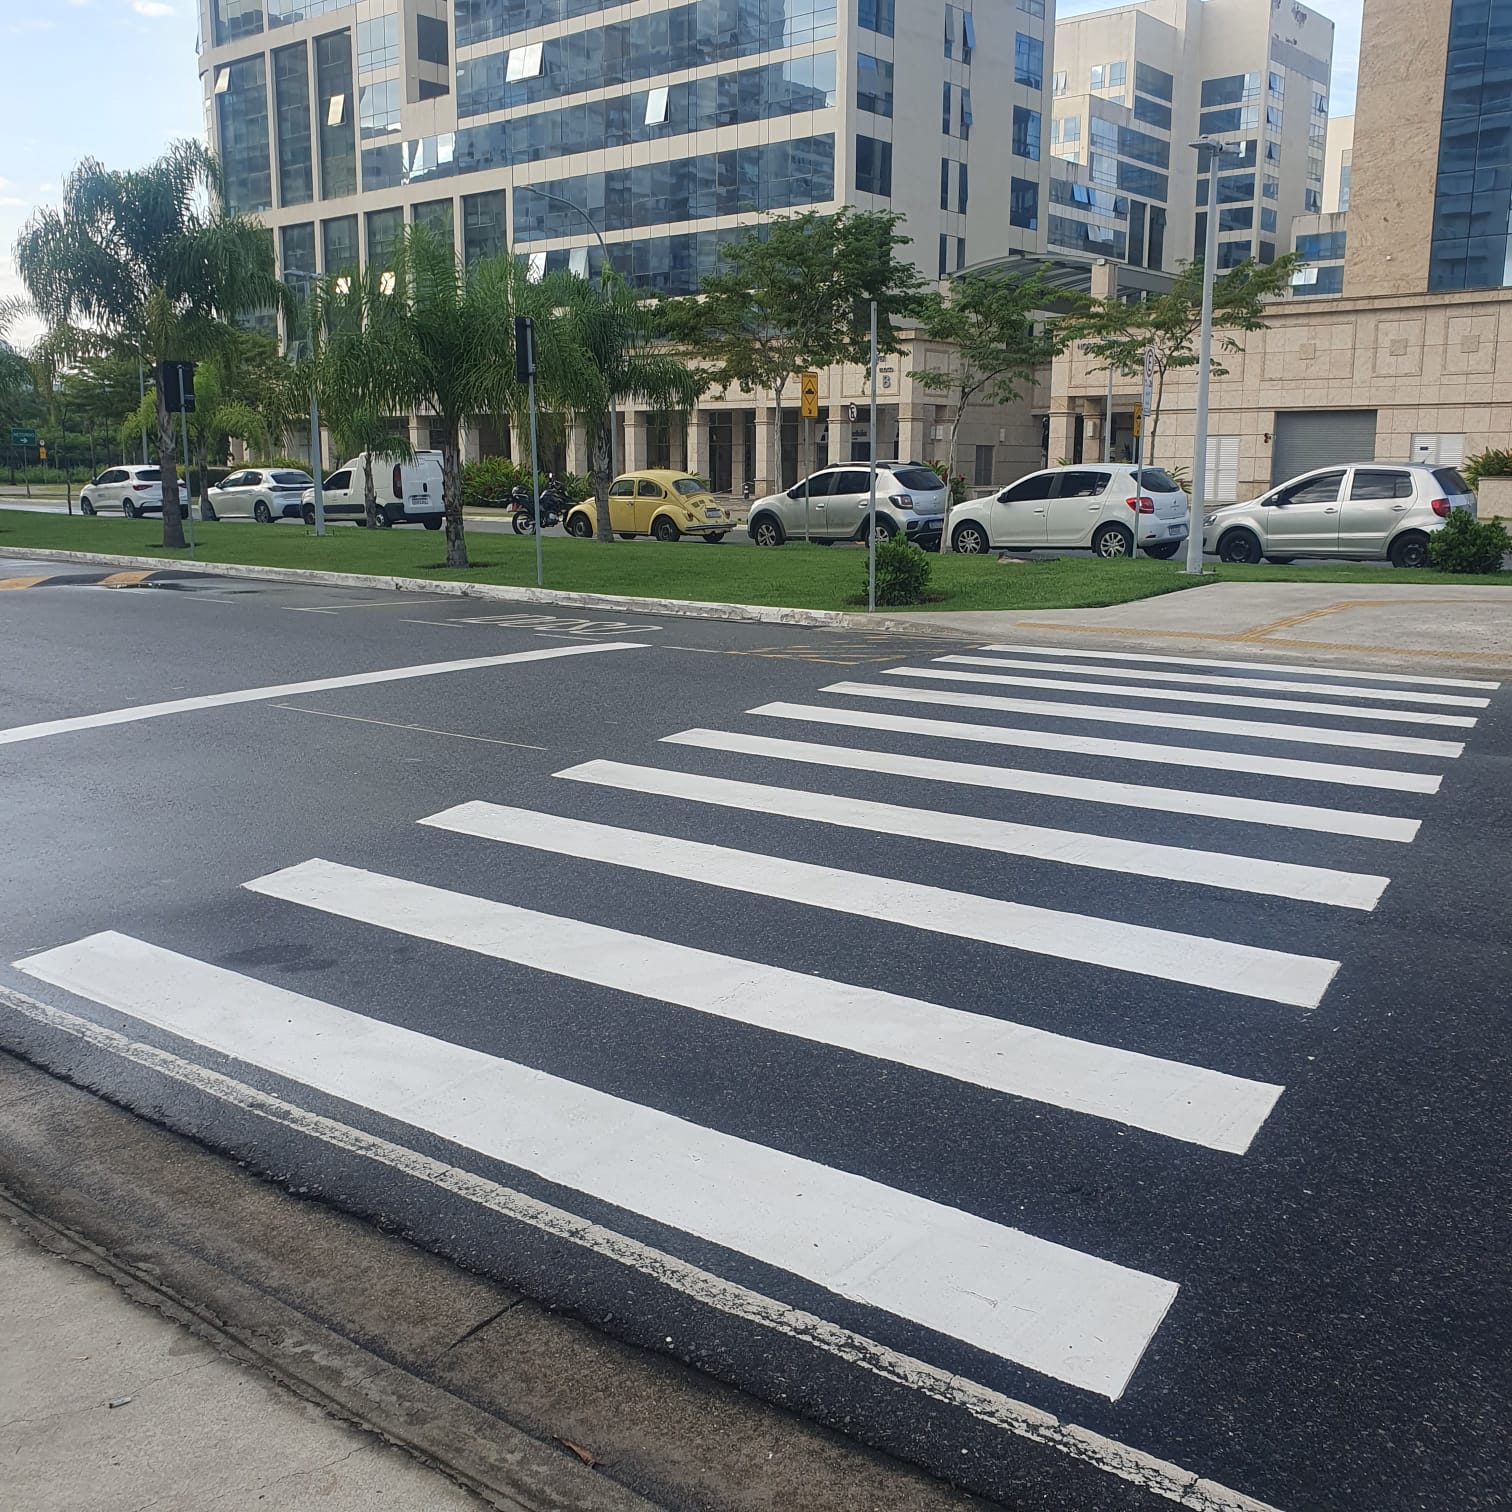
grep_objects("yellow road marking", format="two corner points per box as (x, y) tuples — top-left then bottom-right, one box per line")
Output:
(98, 570), (156, 588)
(0, 576), (51, 590)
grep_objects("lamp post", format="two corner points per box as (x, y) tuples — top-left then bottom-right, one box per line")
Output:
(521, 185), (619, 484)
(1186, 137), (1236, 575)
(284, 269), (325, 536)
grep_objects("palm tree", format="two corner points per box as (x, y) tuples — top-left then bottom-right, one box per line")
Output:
(13, 140), (289, 549)
(566, 274), (706, 542)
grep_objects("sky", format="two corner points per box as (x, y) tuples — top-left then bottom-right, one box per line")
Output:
(2, 0), (1364, 348)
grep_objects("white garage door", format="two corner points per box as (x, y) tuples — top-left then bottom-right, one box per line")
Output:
(1271, 410), (1378, 484)
(1204, 436), (1241, 503)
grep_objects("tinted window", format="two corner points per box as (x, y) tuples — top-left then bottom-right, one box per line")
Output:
(671, 477), (704, 495)
(1055, 470), (1111, 498)
(135, 469), (163, 482)
(609, 479), (635, 497)
(1136, 469), (1180, 493)
(272, 470), (314, 485)
(1350, 470), (1414, 501)
(1434, 467), (1472, 496)
(99, 470), (127, 485)
(325, 470), (352, 490)
(1283, 471), (1345, 504)
(891, 467), (943, 491)
(637, 479), (663, 497)
(794, 472), (835, 498)
(1000, 473), (1053, 503)
(833, 469), (872, 493)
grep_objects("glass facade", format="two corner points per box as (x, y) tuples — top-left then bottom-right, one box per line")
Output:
(856, 52), (893, 118)
(412, 198), (455, 249)
(321, 213), (359, 273)
(356, 13), (399, 72)
(1014, 33), (1043, 90)
(366, 206), (404, 266)
(270, 0), (356, 27)
(1013, 106), (1040, 161)
(213, 0), (264, 46)
(1297, 229), (1347, 261)
(217, 56), (273, 215)
(1010, 176), (1039, 230)
(1429, 0), (1512, 290)
(315, 29), (358, 199)
(462, 189), (508, 264)
(280, 221), (317, 281)
(272, 42), (314, 207)
(417, 16), (450, 65)
(855, 134), (891, 196)
(858, 0), (893, 35)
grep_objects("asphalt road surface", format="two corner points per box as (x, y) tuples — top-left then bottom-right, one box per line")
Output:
(1, 569), (1508, 1512)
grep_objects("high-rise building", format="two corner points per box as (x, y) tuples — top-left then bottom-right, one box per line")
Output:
(196, 0), (1053, 491)
(1046, 0), (1333, 274)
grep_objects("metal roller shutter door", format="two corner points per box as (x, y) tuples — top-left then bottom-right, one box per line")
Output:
(1271, 410), (1378, 484)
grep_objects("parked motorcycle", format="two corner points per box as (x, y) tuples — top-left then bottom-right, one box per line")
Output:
(511, 479), (570, 534)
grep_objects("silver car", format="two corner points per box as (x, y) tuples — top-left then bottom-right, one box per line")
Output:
(1202, 463), (1477, 568)
(747, 462), (948, 547)
(205, 467), (314, 523)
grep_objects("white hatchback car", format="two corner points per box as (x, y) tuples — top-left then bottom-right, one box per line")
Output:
(948, 465), (1190, 558)
(1202, 463), (1478, 568)
(78, 465), (174, 518)
(205, 467), (314, 523)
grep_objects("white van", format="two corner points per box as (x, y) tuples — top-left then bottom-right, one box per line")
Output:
(300, 452), (445, 528)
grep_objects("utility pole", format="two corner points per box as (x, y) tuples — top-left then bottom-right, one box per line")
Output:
(175, 364), (196, 557)
(1187, 137), (1231, 576)
(517, 316), (544, 589)
(866, 300), (879, 613)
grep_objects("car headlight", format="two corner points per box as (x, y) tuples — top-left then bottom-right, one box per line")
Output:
(1203, 515), (1217, 527)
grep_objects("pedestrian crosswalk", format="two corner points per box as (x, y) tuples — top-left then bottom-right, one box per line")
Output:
(10, 640), (1500, 1445)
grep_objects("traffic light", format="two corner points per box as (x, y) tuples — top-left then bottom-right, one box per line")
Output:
(158, 360), (196, 414)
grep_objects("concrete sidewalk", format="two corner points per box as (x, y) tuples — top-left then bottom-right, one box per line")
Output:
(905, 580), (1512, 673)
(0, 1207), (488, 1512)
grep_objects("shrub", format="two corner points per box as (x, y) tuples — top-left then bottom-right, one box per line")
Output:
(1463, 448), (1512, 491)
(868, 533), (933, 606)
(1428, 507), (1510, 574)
(461, 455), (524, 507)
(925, 459), (970, 505)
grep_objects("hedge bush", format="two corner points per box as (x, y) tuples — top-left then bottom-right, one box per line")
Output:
(1463, 448), (1512, 491)
(867, 533), (934, 605)
(1428, 506), (1510, 574)
(460, 457), (593, 507)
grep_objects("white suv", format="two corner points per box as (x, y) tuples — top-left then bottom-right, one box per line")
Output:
(79, 465), (175, 518)
(1202, 464), (1478, 568)
(747, 463), (949, 547)
(947, 465), (1190, 558)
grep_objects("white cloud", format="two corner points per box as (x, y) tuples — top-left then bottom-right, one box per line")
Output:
(0, 197), (27, 208)
(131, 0), (174, 15)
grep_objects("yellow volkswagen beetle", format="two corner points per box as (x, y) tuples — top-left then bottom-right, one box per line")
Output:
(563, 471), (734, 543)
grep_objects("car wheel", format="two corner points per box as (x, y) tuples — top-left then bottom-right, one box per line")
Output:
(702, 532), (726, 543)
(122, 499), (137, 519)
(567, 513), (594, 538)
(750, 514), (785, 547)
(870, 516), (897, 542)
(1389, 532), (1430, 570)
(422, 517), (442, 530)
(1217, 529), (1263, 565)
(253, 501), (273, 524)
(1093, 523), (1134, 558)
(80, 497), (95, 515)
(199, 500), (217, 522)
(1143, 542), (1181, 560)
(652, 515), (680, 543)
(376, 510), (394, 528)
(302, 502), (316, 526)
(952, 521), (988, 555)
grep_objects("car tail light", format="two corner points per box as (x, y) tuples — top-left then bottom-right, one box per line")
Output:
(393, 463), (403, 499)
(132, 483), (153, 491)
(1125, 496), (1155, 513)
(1430, 498), (1451, 518)
(889, 492), (914, 509)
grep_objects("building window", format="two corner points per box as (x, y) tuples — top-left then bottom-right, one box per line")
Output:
(958, 160), (969, 214)
(1304, 187), (1322, 212)
(272, 43), (313, 209)
(416, 14), (448, 66)
(315, 29), (357, 199)
(1339, 164), (1351, 212)
(855, 133), (892, 195)
(1148, 205), (1166, 270)
(974, 445), (994, 486)
(280, 221), (316, 285)
(505, 40), (544, 82)
(1010, 176), (1038, 230)
(1135, 62), (1174, 101)
(1091, 64), (1104, 89)
(938, 234), (949, 279)
(412, 197), (454, 249)
(1219, 205), (1253, 231)
(356, 14), (399, 73)
(213, 0), (262, 46)
(859, 0), (894, 36)
(1263, 175), (1280, 199)
(217, 55), (273, 215)
(942, 81), (952, 135)
(961, 11), (975, 62)
(1269, 70), (1285, 95)
(940, 157), (950, 211)
(1266, 104), (1283, 128)
(959, 87), (973, 139)
(856, 52), (893, 117)
(321, 214), (358, 275)
(1014, 33), (1043, 90)
(1261, 207), (1277, 232)
(462, 189), (506, 265)
(1217, 239), (1251, 268)
(1012, 106), (1040, 160)
(1052, 70), (1066, 96)
(1016, 0), (1045, 16)
(944, 5), (954, 58)
(1134, 95), (1171, 130)
(1296, 230), (1347, 261)
(365, 206), (403, 267)
(1202, 73), (1261, 107)
(359, 78), (401, 138)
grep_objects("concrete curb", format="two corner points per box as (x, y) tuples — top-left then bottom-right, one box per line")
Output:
(0, 544), (959, 634)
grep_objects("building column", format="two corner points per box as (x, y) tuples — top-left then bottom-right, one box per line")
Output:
(753, 406), (778, 497)
(510, 421), (530, 470)
(1047, 406), (1077, 466)
(565, 417), (590, 476)
(623, 409), (649, 472)
(688, 408), (713, 486)
(898, 405), (929, 468)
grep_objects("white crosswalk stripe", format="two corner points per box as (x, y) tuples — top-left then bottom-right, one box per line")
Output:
(885, 666), (1480, 729)
(746, 701), (1444, 795)
(934, 655), (1492, 709)
(557, 758), (1390, 908)
(825, 680), (1467, 757)
(15, 929), (1180, 1400)
(667, 727), (1423, 841)
(422, 801), (1341, 1007)
(976, 642), (1502, 690)
(243, 857), (1284, 1152)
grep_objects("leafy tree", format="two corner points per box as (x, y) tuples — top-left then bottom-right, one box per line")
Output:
(660, 210), (924, 489)
(1064, 255), (1297, 468)
(909, 270), (1065, 547)
(14, 140), (288, 548)
(0, 300), (36, 434)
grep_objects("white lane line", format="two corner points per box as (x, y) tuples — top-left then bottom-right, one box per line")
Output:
(14, 933), (1178, 1400)
(271, 704), (548, 750)
(422, 803), (1340, 1009)
(978, 642), (1501, 691)
(560, 758), (1388, 910)
(825, 681), (1465, 760)
(0, 987), (1287, 1512)
(248, 858), (1282, 1151)
(685, 727), (1420, 842)
(886, 667), (1478, 730)
(749, 701), (1443, 796)
(937, 655), (1491, 710)
(0, 643), (647, 748)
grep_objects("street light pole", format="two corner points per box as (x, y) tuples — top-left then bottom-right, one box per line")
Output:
(1187, 138), (1228, 576)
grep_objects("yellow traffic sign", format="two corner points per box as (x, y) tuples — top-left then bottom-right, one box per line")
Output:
(799, 370), (819, 419)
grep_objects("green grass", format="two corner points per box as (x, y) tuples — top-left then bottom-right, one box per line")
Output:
(1208, 561), (1511, 586)
(3, 510), (1505, 613)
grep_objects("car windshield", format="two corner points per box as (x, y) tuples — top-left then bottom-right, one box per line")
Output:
(671, 478), (705, 495)
(272, 470), (313, 486)
(891, 467), (943, 492)
(1136, 469), (1180, 493)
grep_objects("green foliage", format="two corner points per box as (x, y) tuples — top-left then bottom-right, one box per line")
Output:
(460, 457), (593, 507)
(925, 459), (969, 505)
(868, 533), (934, 606)
(1428, 508), (1510, 574)
(1463, 448), (1512, 490)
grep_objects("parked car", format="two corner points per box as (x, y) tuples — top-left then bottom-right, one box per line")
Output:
(947, 464), (1190, 558)
(78, 465), (181, 518)
(747, 462), (948, 547)
(300, 452), (446, 528)
(204, 467), (314, 523)
(564, 471), (735, 541)
(1202, 463), (1478, 568)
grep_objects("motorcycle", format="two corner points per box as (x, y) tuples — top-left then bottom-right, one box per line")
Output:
(511, 479), (570, 534)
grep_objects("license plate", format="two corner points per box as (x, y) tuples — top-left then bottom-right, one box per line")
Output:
(705, 507), (721, 518)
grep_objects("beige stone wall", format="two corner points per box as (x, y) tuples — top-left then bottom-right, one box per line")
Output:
(1344, 0), (1452, 298)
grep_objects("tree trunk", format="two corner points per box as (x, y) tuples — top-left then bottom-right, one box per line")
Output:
(440, 423), (468, 568)
(1146, 368), (1166, 470)
(940, 405), (967, 554)
(362, 451), (379, 529)
(155, 386), (186, 550)
(591, 413), (614, 542)
(194, 430), (209, 521)
(771, 383), (787, 492)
